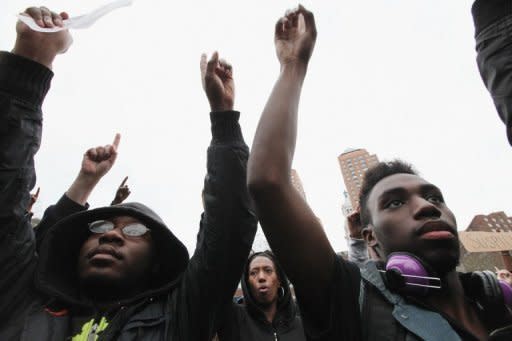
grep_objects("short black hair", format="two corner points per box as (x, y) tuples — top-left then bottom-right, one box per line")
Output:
(359, 160), (417, 226)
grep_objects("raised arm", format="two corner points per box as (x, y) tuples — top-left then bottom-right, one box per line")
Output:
(472, 0), (512, 145)
(35, 134), (121, 247)
(346, 211), (369, 265)
(0, 6), (71, 319)
(111, 176), (130, 205)
(27, 187), (40, 214)
(66, 133), (120, 205)
(247, 6), (336, 312)
(173, 52), (257, 340)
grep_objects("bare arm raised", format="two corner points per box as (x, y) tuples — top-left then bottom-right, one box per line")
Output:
(111, 176), (131, 205)
(247, 5), (335, 316)
(67, 134), (121, 205)
(34, 134), (121, 250)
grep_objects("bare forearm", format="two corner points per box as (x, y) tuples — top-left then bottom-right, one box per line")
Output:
(66, 173), (99, 206)
(12, 43), (56, 70)
(248, 59), (335, 304)
(248, 62), (307, 185)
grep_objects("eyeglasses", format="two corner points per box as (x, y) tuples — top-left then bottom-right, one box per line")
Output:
(88, 220), (150, 237)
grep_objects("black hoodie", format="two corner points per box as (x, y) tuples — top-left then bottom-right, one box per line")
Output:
(218, 251), (306, 341)
(0, 51), (257, 341)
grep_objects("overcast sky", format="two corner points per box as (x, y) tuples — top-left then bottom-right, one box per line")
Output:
(1, 0), (510, 254)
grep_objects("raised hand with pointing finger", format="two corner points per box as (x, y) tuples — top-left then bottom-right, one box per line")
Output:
(80, 133), (120, 180)
(111, 176), (131, 205)
(66, 134), (121, 205)
(27, 187), (41, 214)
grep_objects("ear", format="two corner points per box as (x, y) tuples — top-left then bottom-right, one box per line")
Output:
(363, 224), (384, 261)
(362, 224), (377, 247)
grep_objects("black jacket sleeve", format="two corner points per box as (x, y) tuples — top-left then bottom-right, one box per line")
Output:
(0, 51), (52, 319)
(297, 256), (362, 341)
(472, 0), (512, 145)
(34, 194), (89, 252)
(172, 111), (257, 340)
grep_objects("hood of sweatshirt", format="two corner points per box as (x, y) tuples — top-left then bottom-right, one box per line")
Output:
(35, 202), (189, 308)
(240, 251), (297, 327)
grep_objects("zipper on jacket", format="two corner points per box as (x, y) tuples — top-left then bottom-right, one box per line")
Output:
(87, 321), (99, 341)
(85, 316), (108, 341)
(273, 330), (278, 341)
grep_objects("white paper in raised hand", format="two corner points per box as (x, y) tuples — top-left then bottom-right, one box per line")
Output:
(16, 0), (133, 33)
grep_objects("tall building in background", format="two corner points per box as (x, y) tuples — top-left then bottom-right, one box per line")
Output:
(341, 191), (353, 217)
(341, 191), (354, 238)
(338, 148), (379, 208)
(459, 211), (512, 272)
(291, 169), (306, 200)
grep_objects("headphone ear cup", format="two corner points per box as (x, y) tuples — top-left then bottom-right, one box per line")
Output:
(462, 271), (512, 330)
(498, 280), (512, 308)
(385, 252), (434, 296)
(468, 271), (503, 310)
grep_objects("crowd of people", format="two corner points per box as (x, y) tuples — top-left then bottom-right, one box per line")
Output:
(1, 1), (512, 340)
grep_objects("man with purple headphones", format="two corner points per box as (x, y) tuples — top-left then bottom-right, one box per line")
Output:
(247, 5), (512, 341)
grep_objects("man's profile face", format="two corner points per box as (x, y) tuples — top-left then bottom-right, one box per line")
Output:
(77, 216), (153, 291)
(366, 173), (459, 275)
(247, 256), (281, 307)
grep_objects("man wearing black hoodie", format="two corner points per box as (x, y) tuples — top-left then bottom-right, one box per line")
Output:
(218, 251), (306, 341)
(0, 6), (257, 341)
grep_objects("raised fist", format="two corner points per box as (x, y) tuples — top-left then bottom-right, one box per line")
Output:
(200, 52), (235, 112)
(274, 5), (317, 67)
(12, 6), (73, 69)
(347, 211), (363, 239)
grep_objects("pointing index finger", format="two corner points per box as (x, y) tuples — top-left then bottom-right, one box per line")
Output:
(200, 53), (207, 76)
(206, 51), (219, 75)
(200, 53), (207, 88)
(113, 133), (121, 149)
(120, 176), (128, 187)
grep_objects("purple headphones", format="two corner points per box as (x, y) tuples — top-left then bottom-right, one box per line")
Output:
(381, 253), (441, 296)
(382, 252), (512, 309)
(499, 279), (512, 307)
